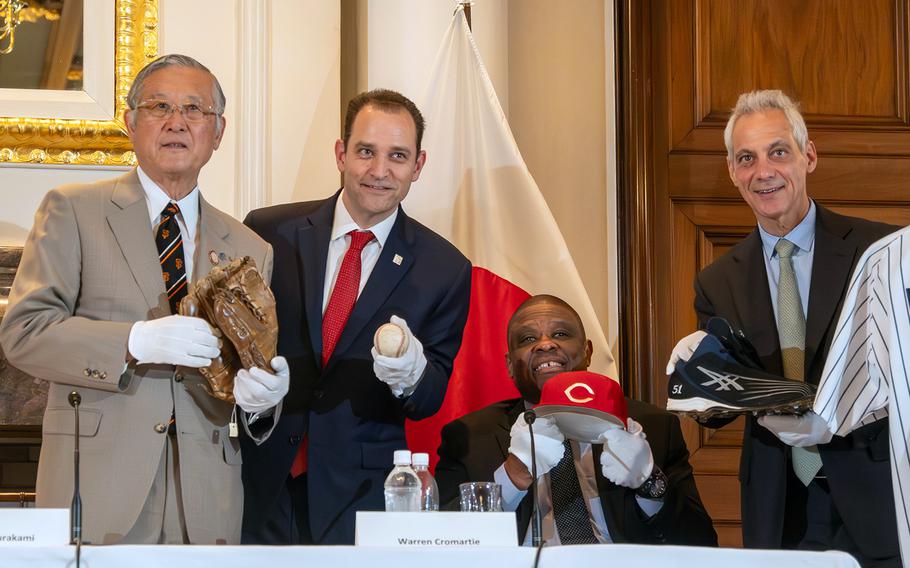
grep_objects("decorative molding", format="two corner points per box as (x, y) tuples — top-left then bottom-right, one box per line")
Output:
(0, 0), (159, 166)
(616, 0), (658, 402)
(235, 0), (271, 217)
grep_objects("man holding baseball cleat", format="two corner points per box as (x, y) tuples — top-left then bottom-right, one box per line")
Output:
(241, 89), (472, 545)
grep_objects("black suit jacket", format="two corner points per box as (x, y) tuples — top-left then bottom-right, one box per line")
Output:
(240, 193), (471, 544)
(435, 398), (717, 546)
(694, 204), (899, 557)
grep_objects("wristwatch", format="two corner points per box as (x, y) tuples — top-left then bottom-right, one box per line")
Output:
(635, 466), (668, 499)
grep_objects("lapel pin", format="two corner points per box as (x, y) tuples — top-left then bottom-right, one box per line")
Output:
(393, 254), (403, 266)
(209, 250), (219, 265)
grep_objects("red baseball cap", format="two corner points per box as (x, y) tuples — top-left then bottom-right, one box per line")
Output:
(534, 371), (628, 442)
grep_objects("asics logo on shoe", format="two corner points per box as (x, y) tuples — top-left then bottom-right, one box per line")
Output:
(697, 367), (746, 391)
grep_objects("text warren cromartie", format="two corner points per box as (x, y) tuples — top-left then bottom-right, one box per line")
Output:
(397, 537), (481, 546)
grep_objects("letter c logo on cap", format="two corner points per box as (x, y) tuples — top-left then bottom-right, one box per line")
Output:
(564, 382), (595, 403)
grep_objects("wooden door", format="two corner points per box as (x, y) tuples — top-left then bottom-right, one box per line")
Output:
(617, 0), (910, 546)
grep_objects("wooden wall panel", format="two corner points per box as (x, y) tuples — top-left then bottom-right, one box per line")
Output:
(702, 0), (903, 124)
(668, 155), (910, 203)
(618, 0), (910, 547)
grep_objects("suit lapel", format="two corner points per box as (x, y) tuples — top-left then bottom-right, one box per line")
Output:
(195, 197), (231, 281)
(328, 209), (414, 366)
(500, 402), (523, 457)
(502, 402), (537, 533)
(805, 207), (856, 379)
(106, 170), (168, 314)
(297, 198), (334, 363)
(729, 231), (782, 374)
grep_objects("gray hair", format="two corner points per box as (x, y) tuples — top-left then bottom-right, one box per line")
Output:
(723, 90), (808, 161)
(126, 54), (226, 134)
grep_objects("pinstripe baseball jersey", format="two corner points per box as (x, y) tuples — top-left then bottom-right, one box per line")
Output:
(814, 224), (909, 562)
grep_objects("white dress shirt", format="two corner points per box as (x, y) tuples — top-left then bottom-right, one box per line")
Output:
(137, 166), (200, 283)
(322, 191), (398, 313)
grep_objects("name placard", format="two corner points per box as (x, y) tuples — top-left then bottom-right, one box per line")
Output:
(0, 508), (69, 546)
(355, 511), (517, 547)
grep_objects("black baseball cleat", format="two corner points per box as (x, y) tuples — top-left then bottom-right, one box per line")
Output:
(703, 316), (764, 370)
(667, 320), (816, 419)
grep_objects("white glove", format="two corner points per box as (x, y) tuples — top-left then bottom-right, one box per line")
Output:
(665, 330), (708, 374)
(371, 315), (427, 397)
(508, 414), (565, 479)
(128, 315), (220, 367)
(233, 356), (290, 413)
(599, 418), (655, 489)
(758, 411), (833, 447)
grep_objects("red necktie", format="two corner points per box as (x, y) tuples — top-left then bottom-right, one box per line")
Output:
(321, 230), (375, 366)
(291, 229), (374, 477)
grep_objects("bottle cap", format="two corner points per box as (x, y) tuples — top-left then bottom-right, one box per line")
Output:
(393, 450), (412, 465)
(412, 452), (429, 466)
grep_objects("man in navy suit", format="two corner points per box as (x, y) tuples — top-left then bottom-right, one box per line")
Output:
(240, 89), (472, 544)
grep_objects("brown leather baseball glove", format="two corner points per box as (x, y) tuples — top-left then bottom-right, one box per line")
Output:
(179, 256), (278, 403)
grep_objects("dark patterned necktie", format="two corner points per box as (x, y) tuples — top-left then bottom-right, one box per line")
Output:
(156, 202), (188, 314)
(549, 440), (597, 544)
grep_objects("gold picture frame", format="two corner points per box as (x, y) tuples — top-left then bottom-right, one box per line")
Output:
(0, 0), (158, 166)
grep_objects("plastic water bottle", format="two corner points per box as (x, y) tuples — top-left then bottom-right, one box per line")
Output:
(412, 452), (439, 511)
(384, 450), (420, 512)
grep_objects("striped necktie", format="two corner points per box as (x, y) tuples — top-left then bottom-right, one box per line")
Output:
(156, 202), (188, 314)
(775, 238), (822, 485)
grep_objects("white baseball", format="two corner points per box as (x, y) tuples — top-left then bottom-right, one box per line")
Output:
(374, 323), (409, 357)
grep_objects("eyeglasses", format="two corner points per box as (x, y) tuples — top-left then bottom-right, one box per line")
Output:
(134, 100), (219, 122)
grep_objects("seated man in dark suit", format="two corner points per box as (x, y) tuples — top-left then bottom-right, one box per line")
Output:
(436, 294), (717, 546)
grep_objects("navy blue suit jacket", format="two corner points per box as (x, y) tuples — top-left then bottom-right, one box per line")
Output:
(240, 193), (471, 544)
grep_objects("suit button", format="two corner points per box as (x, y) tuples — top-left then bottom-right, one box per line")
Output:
(90, 370), (100, 378)
(313, 389), (323, 399)
(174, 372), (184, 383)
(289, 435), (302, 445)
(83, 369), (91, 377)
(154, 423), (167, 434)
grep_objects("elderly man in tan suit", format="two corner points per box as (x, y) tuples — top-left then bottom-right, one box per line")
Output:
(0, 54), (289, 545)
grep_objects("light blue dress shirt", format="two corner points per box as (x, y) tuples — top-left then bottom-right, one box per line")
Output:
(758, 200), (816, 322)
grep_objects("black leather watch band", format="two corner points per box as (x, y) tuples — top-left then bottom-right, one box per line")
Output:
(635, 466), (669, 499)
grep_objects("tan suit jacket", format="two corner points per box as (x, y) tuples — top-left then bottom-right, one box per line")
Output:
(0, 170), (273, 544)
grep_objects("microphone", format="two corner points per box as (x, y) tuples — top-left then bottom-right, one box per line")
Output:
(68, 391), (82, 568)
(523, 409), (542, 548)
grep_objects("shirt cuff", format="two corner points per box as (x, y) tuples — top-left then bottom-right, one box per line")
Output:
(635, 495), (664, 518)
(494, 463), (528, 512)
(248, 406), (275, 424)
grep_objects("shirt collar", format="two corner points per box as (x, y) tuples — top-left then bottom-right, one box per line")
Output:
(759, 199), (816, 258)
(137, 166), (200, 237)
(331, 189), (398, 247)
